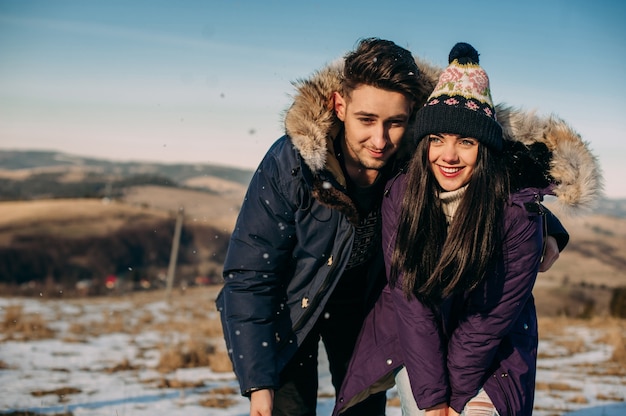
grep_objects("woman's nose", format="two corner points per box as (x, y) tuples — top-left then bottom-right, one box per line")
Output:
(441, 144), (459, 163)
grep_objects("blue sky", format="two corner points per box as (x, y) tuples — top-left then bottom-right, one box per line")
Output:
(1, 0), (625, 198)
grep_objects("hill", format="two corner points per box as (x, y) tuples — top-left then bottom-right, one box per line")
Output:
(535, 203), (626, 317)
(0, 150), (254, 185)
(0, 149), (625, 319)
(0, 150), (254, 201)
(0, 150), (251, 295)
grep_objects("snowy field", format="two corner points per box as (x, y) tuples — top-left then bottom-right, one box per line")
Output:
(1, 287), (624, 416)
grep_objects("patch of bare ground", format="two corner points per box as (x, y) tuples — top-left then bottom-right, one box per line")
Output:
(539, 317), (626, 367)
(198, 386), (239, 408)
(1, 304), (56, 341)
(536, 382), (581, 392)
(3, 285), (624, 414)
(45, 286), (232, 375)
(2, 412), (73, 416)
(0, 199), (169, 240)
(104, 358), (139, 373)
(596, 392), (625, 402)
(30, 386), (82, 404)
(539, 203), (626, 290)
(156, 378), (205, 388)
(181, 175), (247, 195)
(121, 184), (244, 232)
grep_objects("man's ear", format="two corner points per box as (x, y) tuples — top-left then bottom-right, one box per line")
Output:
(333, 91), (346, 121)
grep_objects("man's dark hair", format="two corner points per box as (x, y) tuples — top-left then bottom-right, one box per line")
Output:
(342, 37), (421, 103)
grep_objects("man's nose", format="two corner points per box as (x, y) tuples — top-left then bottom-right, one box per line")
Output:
(371, 124), (387, 149)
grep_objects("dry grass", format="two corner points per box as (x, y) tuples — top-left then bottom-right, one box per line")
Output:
(198, 395), (238, 408)
(0, 286), (233, 376)
(122, 185), (243, 232)
(209, 349), (233, 373)
(156, 378), (205, 388)
(596, 392), (625, 402)
(2, 412), (74, 416)
(156, 338), (213, 373)
(154, 335), (232, 374)
(104, 358), (139, 373)
(539, 203), (626, 289)
(0, 199), (169, 242)
(536, 382), (581, 392)
(4, 284), (625, 413)
(30, 387), (82, 402)
(31, 386), (82, 396)
(1, 304), (55, 341)
(539, 316), (626, 373)
(198, 386), (240, 408)
(597, 321), (626, 366)
(567, 395), (589, 404)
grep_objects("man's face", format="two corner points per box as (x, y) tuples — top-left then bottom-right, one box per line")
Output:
(334, 85), (412, 176)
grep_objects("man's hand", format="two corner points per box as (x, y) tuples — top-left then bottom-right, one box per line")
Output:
(539, 235), (559, 272)
(250, 389), (273, 416)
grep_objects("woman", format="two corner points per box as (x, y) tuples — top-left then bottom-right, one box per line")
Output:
(332, 43), (602, 416)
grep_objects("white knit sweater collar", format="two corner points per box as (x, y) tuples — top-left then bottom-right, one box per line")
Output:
(439, 185), (468, 224)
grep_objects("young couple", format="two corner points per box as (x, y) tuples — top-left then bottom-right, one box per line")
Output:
(217, 38), (601, 416)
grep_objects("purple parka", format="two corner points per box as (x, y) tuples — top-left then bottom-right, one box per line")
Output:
(334, 175), (554, 416)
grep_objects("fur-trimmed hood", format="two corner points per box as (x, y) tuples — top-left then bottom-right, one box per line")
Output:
(283, 57), (602, 213)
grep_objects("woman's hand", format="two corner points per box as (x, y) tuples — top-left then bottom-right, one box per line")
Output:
(425, 402), (449, 416)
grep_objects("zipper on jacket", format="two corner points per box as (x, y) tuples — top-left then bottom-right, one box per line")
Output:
(492, 373), (514, 416)
(524, 193), (547, 263)
(533, 193), (548, 264)
(383, 166), (407, 197)
(278, 225), (354, 348)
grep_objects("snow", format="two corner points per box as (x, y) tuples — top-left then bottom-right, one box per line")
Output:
(1, 291), (624, 415)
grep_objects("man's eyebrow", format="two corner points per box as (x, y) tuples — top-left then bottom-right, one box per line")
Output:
(353, 111), (409, 120)
(353, 111), (378, 117)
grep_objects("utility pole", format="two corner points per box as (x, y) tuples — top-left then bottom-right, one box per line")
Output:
(165, 206), (184, 304)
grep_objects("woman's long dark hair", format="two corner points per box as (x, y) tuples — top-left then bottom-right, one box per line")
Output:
(389, 138), (510, 304)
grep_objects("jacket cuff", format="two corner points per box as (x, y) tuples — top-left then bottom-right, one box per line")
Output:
(244, 386), (274, 397)
(544, 207), (569, 251)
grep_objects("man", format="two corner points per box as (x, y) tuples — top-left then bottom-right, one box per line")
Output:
(217, 38), (567, 416)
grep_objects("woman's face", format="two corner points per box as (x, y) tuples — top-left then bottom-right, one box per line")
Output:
(428, 133), (479, 192)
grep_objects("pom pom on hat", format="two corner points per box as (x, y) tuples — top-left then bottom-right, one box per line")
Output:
(448, 42), (479, 65)
(414, 42), (503, 151)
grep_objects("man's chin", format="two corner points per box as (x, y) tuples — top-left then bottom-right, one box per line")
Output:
(361, 159), (387, 170)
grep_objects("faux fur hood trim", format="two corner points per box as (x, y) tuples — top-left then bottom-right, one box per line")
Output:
(496, 106), (603, 213)
(283, 57), (602, 214)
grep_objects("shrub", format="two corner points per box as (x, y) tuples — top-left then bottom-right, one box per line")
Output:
(609, 286), (626, 318)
